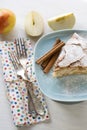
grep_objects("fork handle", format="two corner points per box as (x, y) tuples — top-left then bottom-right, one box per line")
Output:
(26, 81), (45, 116)
(20, 75), (45, 116)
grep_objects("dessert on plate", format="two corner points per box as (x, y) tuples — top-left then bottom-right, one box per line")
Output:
(53, 33), (87, 77)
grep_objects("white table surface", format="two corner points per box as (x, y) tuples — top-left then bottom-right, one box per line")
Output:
(0, 0), (87, 130)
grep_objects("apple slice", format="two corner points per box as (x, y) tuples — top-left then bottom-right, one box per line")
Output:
(25, 11), (44, 36)
(48, 12), (76, 30)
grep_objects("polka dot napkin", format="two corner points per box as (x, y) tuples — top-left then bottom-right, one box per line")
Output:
(0, 40), (49, 126)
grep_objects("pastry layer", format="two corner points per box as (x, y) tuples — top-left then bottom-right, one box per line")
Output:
(53, 66), (87, 77)
(53, 33), (87, 77)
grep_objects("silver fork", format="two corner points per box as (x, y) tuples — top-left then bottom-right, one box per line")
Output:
(9, 51), (28, 81)
(15, 38), (27, 69)
(15, 38), (45, 116)
(8, 51), (37, 117)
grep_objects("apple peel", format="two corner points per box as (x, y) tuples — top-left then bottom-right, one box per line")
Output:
(0, 9), (16, 34)
(48, 12), (76, 30)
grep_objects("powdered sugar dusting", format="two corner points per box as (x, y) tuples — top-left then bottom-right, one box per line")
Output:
(59, 74), (87, 95)
(56, 33), (87, 67)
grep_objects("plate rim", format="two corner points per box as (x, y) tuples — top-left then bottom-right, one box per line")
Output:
(34, 29), (87, 102)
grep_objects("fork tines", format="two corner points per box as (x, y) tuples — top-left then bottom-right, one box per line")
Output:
(9, 51), (21, 70)
(15, 38), (27, 58)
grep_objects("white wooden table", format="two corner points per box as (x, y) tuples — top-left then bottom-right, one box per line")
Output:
(0, 0), (87, 130)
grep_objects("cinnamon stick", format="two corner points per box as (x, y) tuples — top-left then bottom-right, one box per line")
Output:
(41, 57), (51, 69)
(41, 38), (61, 69)
(42, 39), (64, 73)
(36, 41), (65, 65)
(43, 52), (60, 73)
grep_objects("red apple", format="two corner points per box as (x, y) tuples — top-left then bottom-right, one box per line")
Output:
(0, 9), (16, 34)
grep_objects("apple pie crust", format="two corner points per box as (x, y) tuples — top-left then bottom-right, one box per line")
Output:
(53, 33), (87, 77)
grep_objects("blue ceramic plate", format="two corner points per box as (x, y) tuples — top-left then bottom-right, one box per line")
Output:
(34, 29), (87, 102)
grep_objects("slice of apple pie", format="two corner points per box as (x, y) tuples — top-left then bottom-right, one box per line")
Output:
(53, 33), (87, 77)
